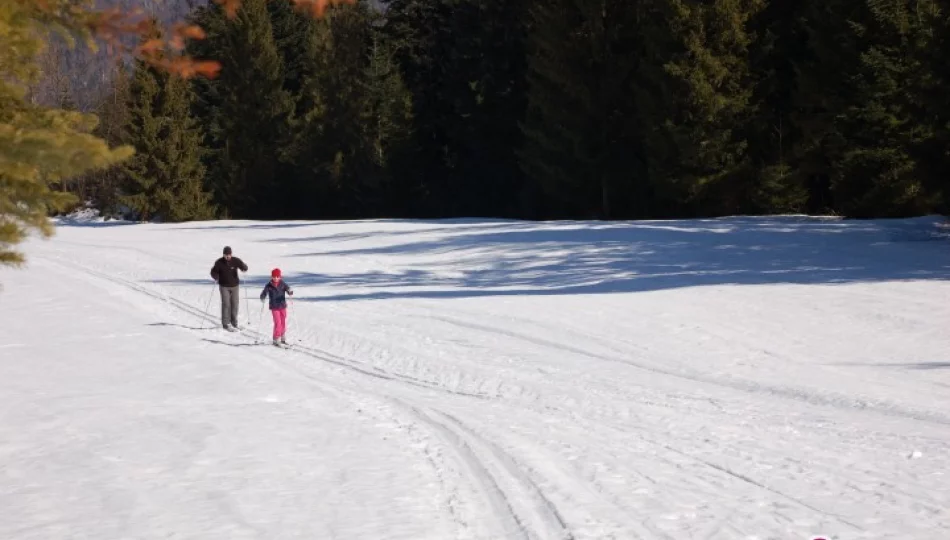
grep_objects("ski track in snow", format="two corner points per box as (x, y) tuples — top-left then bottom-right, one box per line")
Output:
(22, 251), (566, 540)
(2, 215), (950, 539)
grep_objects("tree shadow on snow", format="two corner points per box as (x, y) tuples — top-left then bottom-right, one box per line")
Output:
(174, 222), (319, 231)
(286, 216), (950, 301)
(260, 221), (522, 244)
(904, 362), (950, 370)
(147, 215), (950, 301)
(54, 217), (137, 228)
(831, 360), (950, 371)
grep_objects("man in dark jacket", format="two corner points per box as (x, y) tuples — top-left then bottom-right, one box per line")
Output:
(210, 246), (248, 331)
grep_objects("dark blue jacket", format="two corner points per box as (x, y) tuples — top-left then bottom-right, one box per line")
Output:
(260, 280), (293, 310)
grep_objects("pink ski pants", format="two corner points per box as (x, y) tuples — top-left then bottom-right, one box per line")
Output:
(271, 308), (287, 339)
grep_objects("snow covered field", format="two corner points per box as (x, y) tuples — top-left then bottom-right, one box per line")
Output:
(2, 214), (949, 540)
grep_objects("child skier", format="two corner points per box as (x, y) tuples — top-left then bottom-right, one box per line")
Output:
(260, 268), (294, 346)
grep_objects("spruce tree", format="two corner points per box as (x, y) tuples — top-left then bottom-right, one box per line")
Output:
(746, 0), (810, 213)
(120, 58), (162, 221)
(291, 1), (412, 217)
(520, 0), (667, 219)
(440, 0), (531, 217)
(0, 1), (132, 266)
(916, 1), (950, 213)
(121, 39), (214, 223)
(269, 0), (318, 104)
(660, 0), (765, 216)
(187, 0), (293, 219)
(355, 11), (413, 215)
(382, 0), (529, 217)
(159, 72), (215, 222)
(768, 0), (868, 214)
(519, 0), (598, 218)
(89, 62), (133, 218)
(282, 9), (335, 217)
(830, 0), (937, 217)
(381, 0), (453, 215)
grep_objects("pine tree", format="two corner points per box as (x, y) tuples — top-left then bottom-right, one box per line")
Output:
(0, 1), (133, 266)
(519, 0), (667, 219)
(120, 57), (162, 221)
(269, 0), (319, 104)
(280, 9), (335, 217)
(757, 0), (869, 214)
(363, 25), (413, 171)
(831, 0), (937, 217)
(354, 11), (413, 215)
(382, 0), (530, 217)
(660, 0), (765, 216)
(89, 62), (133, 218)
(439, 0), (531, 217)
(915, 1), (950, 213)
(121, 35), (214, 223)
(290, 1), (412, 217)
(159, 72), (215, 222)
(187, 0), (293, 219)
(746, 0), (811, 213)
(381, 0), (453, 215)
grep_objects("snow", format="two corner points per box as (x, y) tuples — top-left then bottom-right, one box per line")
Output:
(2, 214), (950, 539)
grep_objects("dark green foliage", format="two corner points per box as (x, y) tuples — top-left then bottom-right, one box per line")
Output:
(520, 0), (770, 219)
(747, 0), (949, 218)
(90, 0), (950, 222)
(520, 0), (655, 219)
(660, 0), (767, 216)
(829, 0), (940, 217)
(382, 0), (530, 218)
(187, 0), (293, 219)
(89, 63), (132, 218)
(284, 1), (413, 218)
(917, 2), (950, 213)
(120, 42), (214, 222)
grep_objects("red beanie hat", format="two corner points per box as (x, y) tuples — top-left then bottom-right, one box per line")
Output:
(271, 268), (281, 278)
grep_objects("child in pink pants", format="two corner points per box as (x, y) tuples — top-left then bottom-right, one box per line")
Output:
(260, 268), (293, 345)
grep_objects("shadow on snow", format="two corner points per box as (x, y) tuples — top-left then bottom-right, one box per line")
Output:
(150, 216), (950, 301)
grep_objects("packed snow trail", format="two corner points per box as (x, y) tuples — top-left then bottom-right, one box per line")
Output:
(2, 214), (950, 539)
(0, 257), (475, 539)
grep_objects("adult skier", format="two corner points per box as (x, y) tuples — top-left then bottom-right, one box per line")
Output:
(210, 246), (248, 331)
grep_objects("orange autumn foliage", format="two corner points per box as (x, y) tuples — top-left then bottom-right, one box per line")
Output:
(215, 0), (355, 19)
(25, 0), (356, 80)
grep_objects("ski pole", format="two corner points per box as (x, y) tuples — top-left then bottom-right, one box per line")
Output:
(244, 282), (251, 327)
(203, 281), (217, 329)
(256, 300), (266, 343)
(289, 296), (298, 345)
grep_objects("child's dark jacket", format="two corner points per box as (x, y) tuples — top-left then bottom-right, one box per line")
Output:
(260, 280), (293, 310)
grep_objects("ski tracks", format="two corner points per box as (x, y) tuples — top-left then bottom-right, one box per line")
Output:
(423, 312), (950, 427)
(401, 404), (573, 540)
(48, 249), (943, 538)
(44, 253), (583, 540)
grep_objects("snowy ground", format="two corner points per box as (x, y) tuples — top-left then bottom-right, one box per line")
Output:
(2, 214), (950, 540)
